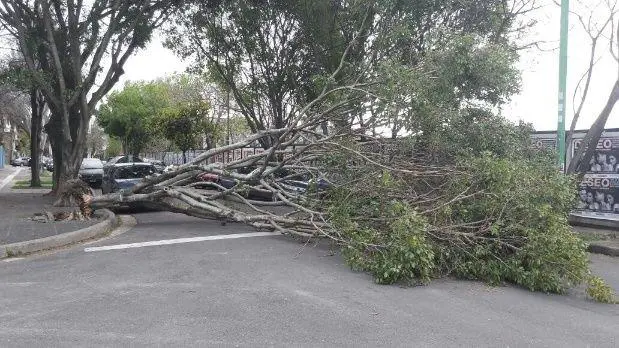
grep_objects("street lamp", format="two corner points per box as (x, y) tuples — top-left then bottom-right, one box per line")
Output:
(557, 0), (570, 172)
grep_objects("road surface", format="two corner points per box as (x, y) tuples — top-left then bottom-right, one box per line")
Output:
(0, 211), (617, 347)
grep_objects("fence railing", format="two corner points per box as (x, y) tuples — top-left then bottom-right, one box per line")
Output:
(141, 147), (267, 166)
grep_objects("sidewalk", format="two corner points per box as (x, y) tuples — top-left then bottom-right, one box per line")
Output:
(572, 225), (619, 257)
(0, 167), (100, 246)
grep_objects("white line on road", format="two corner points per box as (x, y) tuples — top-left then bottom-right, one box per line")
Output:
(3, 257), (25, 263)
(0, 167), (22, 191)
(84, 232), (280, 252)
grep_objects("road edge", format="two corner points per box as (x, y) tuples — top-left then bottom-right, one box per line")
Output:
(588, 242), (619, 257)
(0, 208), (118, 259)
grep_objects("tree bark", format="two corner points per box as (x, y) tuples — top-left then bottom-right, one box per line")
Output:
(46, 110), (87, 193)
(29, 88), (44, 187)
(568, 80), (619, 173)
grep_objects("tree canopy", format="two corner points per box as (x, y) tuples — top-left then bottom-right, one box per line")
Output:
(0, 0), (181, 190)
(98, 74), (222, 159)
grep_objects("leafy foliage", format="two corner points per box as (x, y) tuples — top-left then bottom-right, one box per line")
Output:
(97, 81), (170, 157)
(151, 102), (217, 163)
(98, 75), (224, 156)
(326, 139), (596, 298)
(586, 276), (618, 304)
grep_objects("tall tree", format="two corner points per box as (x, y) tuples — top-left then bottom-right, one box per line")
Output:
(98, 80), (171, 158)
(153, 102), (213, 163)
(0, 0), (180, 192)
(166, 0), (315, 148)
(167, 0), (537, 143)
(566, 0), (619, 173)
(0, 55), (48, 186)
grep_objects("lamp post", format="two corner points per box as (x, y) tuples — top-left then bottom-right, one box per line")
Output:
(557, 0), (570, 172)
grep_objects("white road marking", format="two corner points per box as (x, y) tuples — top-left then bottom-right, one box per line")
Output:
(84, 232), (280, 252)
(0, 167), (23, 191)
(2, 257), (25, 263)
(2, 257), (24, 262)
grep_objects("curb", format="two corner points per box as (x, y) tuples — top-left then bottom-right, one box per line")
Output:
(0, 209), (118, 259)
(569, 214), (619, 231)
(588, 242), (619, 257)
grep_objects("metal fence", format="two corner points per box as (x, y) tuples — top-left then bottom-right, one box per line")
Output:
(141, 147), (267, 166)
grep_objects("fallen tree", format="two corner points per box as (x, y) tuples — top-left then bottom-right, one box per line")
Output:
(67, 74), (616, 303)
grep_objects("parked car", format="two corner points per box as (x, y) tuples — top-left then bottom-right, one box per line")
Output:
(11, 157), (30, 166)
(145, 159), (166, 173)
(280, 177), (331, 195)
(45, 161), (54, 172)
(101, 163), (157, 194)
(194, 172), (274, 200)
(104, 155), (145, 176)
(193, 171), (331, 200)
(41, 156), (53, 170)
(78, 158), (104, 188)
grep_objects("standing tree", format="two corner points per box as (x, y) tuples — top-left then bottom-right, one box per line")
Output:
(98, 80), (171, 158)
(86, 123), (106, 158)
(0, 55), (48, 186)
(165, 0), (325, 148)
(154, 102), (213, 163)
(566, 0), (619, 173)
(167, 0), (538, 145)
(0, 0), (181, 192)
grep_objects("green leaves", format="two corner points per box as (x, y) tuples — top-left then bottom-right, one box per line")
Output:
(97, 74), (223, 156)
(98, 80), (169, 156)
(325, 147), (602, 298)
(154, 101), (216, 158)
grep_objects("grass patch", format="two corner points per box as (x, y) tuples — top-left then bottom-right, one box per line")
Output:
(12, 179), (53, 189)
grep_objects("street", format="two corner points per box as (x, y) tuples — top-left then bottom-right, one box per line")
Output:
(0, 211), (618, 347)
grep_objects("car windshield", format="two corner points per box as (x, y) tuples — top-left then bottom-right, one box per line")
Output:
(81, 158), (102, 169)
(108, 156), (144, 165)
(114, 165), (154, 179)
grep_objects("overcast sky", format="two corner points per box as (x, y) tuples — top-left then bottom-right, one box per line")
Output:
(119, 0), (619, 132)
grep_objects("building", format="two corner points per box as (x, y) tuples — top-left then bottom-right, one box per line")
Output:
(0, 115), (19, 167)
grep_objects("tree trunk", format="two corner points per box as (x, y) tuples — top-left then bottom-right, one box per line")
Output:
(567, 80), (619, 173)
(45, 111), (87, 194)
(29, 89), (44, 187)
(182, 150), (187, 164)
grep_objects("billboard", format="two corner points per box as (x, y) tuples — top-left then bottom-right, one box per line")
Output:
(533, 128), (619, 217)
(576, 174), (619, 216)
(572, 134), (619, 216)
(571, 137), (619, 173)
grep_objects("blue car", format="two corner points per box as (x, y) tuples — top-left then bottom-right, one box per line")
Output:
(101, 163), (157, 194)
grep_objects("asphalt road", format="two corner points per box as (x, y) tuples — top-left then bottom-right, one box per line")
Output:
(0, 211), (618, 347)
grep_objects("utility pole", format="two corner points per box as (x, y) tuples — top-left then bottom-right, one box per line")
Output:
(557, 0), (569, 172)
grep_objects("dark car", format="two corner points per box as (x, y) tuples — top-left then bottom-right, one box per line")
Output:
(146, 159), (166, 173)
(106, 155), (145, 165)
(79, 158), (104, 188)
(194, 171), (330, 200)
(104, 155), (145, 176)
(194, 172), (275, 200)
(280, 178), (331, 195)
(101, 163), (157, 194)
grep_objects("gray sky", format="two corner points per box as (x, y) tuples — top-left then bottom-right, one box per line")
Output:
(119, 1), (619, 131)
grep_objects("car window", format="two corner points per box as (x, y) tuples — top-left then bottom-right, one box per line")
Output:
(113, 166), (155, 179)
(81, 158), (103, 169)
